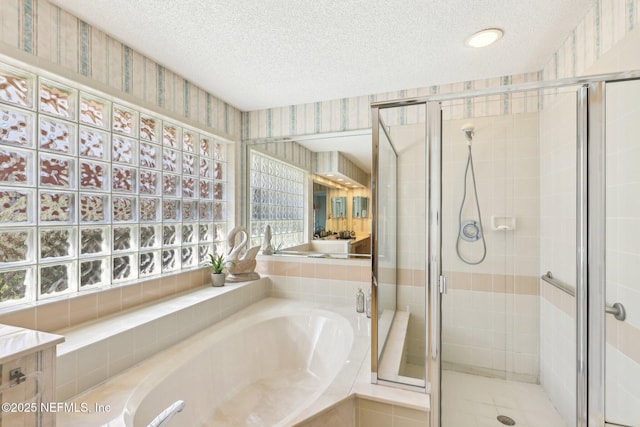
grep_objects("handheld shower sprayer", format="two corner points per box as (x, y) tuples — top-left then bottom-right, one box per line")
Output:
(461, 123), (475, 146)
(456, 122), (487, 265)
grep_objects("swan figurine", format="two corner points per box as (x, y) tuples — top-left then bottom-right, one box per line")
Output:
(225, 226), (261, 282)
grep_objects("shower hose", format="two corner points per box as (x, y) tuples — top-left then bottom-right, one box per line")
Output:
(456, 144), (487, 265)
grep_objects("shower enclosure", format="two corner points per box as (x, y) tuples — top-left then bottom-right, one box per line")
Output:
(371, 72), (640, 427)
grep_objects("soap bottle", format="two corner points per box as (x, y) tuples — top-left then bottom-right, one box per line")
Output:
(356, 288), (365, 313)
(365, 289), (372, 318)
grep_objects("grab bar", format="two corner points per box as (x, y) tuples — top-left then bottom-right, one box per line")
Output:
(147, 400), (185, 427)
(541, 271), (626, 321)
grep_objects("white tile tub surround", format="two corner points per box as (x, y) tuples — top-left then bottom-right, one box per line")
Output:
(55, 278), (269, 401)
(57, 298), (373, 426)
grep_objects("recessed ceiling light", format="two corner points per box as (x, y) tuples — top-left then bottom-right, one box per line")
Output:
(326, 174), (334, 177)
(337, 178), (344, 181)
(466, 28), (503, 48)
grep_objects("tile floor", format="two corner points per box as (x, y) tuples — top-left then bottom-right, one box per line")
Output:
(441, 370), (567, 427)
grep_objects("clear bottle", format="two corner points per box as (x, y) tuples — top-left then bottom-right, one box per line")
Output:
(356, 288), (365, 313)
(365, 289), (372, 318)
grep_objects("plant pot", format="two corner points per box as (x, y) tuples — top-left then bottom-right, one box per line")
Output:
(211, 273), (225, 287)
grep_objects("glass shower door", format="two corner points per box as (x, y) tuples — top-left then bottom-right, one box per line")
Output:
(604, 78), (640, 427)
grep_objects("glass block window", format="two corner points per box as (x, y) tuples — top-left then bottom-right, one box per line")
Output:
(249, 150), (305, 250)
(0, 60), (229, 307)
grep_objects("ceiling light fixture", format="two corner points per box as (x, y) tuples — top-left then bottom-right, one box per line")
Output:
(466, 28), (503, 48)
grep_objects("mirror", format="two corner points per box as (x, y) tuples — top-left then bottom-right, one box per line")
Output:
(331, 197), (347, 218)
(243, 130), (373, 258)
(313, 181), (329, 233)
(353, 196), (369, 218)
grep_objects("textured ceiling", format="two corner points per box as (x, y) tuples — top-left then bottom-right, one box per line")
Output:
(51, 0), (594, 111)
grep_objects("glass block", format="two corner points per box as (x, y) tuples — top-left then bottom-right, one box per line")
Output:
(139, 142), (160, 169)
(140, 114), (160, 143)
(0, 267), (31, 303)
(161, 248), (179, 272)
(39, 261), (75, 297)
(112, 166), (136, 193)
(0, 105), (34, 147)
(0, 64), (35, 109)
(112, 104), (137, 136)
(198, 244), (212, 264)
(80, 226), (109, 255)
(214, 202), (226, 221)
(199, 136), (211, 157)
(181, 246), (197, 268)
(199, 180), (212, 199)
(0, 188), (34, 225)
(39, 78), (77, 120)
(112, 135), (137, 164)
(80, 193), (109, 223)
(39, 227), (75, 260)
(38, 116), (76, 155)
(162, 199), (180, 222)
(162, 147), (180, 172)
(79, 160), (109, 191)
(79, 126), (109, 161)
(183, 130), (196, 152)
(162, 224), (180, 247)
(139, 251), (160, 277)
(213, 223), (227, 242)
(182, 224), (197, 244)
(182, 153), (196, 175)
(1, 147), (34, 186)
(79, 92), (110, 129)
(199, 224), (213, 242)
(213, 141), (225, 161)
(182, 200), (198, 221)
(139, 169), (160, 195)
(182, 177), (197, 198)
(112, 254), (137, 282)
(213, 161), (225, 180)
(213, 242), (226, 257)
(139, 224), (161, 249)
(112, 196), (136, 222)
(162, 123), (180, 148)
(79, 258), (109, 288)
(39, 154), (73, 188)
(199, 201), (213, 221)
(0, 228), (33, 265)
(139, 197), (160, 222)
(113, 225), (137, 252)
(213, 182), (225, 201)
(162, 174), (180, 196)
(39, 191), (75, 224)
(199, 158), (211, 179)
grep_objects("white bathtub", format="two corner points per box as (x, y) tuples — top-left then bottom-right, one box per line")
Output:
(58, 298), (362, 427)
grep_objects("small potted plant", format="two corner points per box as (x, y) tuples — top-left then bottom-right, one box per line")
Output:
(208, 254), (227, 287)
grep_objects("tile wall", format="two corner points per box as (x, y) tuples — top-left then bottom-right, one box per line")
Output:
(256, 255), (370, 306)
(539, 88), (577, 427)
(441, 112), (540, 382)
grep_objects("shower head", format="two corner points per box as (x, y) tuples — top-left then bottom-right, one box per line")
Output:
(461, 123), (475, 144)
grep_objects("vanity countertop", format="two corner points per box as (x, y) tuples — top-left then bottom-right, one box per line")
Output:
(0, 324), (65, 363)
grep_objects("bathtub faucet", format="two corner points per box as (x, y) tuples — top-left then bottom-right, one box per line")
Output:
(147, 400), (185, 427)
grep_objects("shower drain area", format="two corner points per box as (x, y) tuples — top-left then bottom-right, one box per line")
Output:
(497, 415), (516, 426)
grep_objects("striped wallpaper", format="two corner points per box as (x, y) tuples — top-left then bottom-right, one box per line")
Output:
(542, 0), (640, 80)
(0, 0), (242, 140)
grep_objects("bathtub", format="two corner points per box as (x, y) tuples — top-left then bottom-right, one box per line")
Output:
(58, 298), (364, 427)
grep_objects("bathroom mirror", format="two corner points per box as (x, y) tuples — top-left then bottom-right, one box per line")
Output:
(352, 196), (369, 218)
(313, 181), (329, 232)
(331, 197), (347, 219)
(242, 130), (373, 258)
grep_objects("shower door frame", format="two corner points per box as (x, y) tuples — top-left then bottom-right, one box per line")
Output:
(370, 70), (640, 427)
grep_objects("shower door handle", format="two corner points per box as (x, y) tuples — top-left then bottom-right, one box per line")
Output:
(371, 272), (378, 288)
